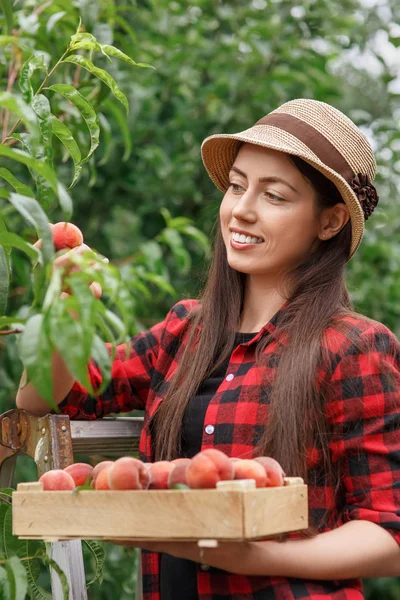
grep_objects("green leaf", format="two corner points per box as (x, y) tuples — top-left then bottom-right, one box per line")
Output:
(82, 539), (105, 588)
(181, 225), (211, 257)
(5, 556), (28, 600)
(0, 565), (9, 598)
(160, 228), (191, 274)
(139, 272), (175, 296)
(62, 55), (129, 113)
(0, 146), (57, 192)
(160, 207), (172, 227)
(90, 334), (111, 396)
(0, 232), (40, 262)
(0, 35), (17, 47)
(103, 99), (132, 161)
(0, 248), (8, 317)
(46, 11), (66, 34)
(18, 313), (56, 411)
(19, 54), (48, 103)
(0, 0), (13, 34)
(100, 44), (155, 70)
(48, 304), (94, 395)
(46, 84), (100, 161)
(39, 555), (69, 600)
(0, 168), (34, 197)
(0, 317), (25, 331)
(51, 116), (82, 188)
(66, 274), (96, 359)
(31, 94), (55, 211)
(42, 268), (62, 312)
(0, 92), (40, 148)
(8, 194), (54, 267)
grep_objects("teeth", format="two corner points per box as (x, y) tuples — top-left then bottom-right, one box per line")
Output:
(232, 232), (263, 244)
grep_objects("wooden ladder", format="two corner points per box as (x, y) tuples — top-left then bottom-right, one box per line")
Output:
(0, 408), (144, 599)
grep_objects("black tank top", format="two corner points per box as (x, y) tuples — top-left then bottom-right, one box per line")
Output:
(159, 332), (256, 600)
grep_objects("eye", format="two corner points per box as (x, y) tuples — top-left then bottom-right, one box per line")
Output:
(265, 192), (286, 202)
(229, 183), (243, 192)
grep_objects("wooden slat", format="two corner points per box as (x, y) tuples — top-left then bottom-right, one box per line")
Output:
(13, 486), (307, 541)
(69, 417), (143, 454)
(243, 484), (308, 538)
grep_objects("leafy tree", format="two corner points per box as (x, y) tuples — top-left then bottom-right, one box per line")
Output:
(0, 0), (399, 597)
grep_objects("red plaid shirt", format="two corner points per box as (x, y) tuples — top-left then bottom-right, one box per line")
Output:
(59, 299), (400, 600)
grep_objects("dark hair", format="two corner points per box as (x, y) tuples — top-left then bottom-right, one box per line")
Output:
(150, 154), (354, 535)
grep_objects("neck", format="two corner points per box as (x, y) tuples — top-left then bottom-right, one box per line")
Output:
(239, 275), (287, 332)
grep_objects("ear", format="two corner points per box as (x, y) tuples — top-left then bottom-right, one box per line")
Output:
(318, 203), (350, 241)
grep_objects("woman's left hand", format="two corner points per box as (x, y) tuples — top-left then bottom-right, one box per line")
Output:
(103, 539), (254, 573)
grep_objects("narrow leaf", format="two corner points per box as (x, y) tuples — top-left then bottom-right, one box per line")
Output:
(8, 194), (54, 267)
(0, 248), (8, 316)
(18, 313), (56, 410)
(46, 11), (66, 33)
(0, 168), (34, 197)
(46, 84), (100, 160)
(103, 99), (132, 161)
(62, 55), (129, 112)
(39, 555), (69, 600)
(19, 55), (48, 103)
(0, 0), (13, 34)
(82, 539), (105, 587)
(100, 44), (155, 70)
(5, 555), (28, 600)
(0, 232), (40, 261)
(0, 146), (57, 191)
(90, 334), (111, 395)
(51, 116), (83, 187)
(0, 92), (40, 147)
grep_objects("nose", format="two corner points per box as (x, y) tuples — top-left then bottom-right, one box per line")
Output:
(231, 187), (257, 222)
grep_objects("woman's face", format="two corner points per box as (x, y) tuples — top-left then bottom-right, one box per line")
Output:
(219, 143), (324, 279)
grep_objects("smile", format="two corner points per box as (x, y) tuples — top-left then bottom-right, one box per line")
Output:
(231, 232), (264, 244)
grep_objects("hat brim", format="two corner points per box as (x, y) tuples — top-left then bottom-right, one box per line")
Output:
(201, 125), (365, 259)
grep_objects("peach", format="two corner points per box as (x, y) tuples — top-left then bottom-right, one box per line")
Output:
(148, 461), (175, 490)
(108, 457), (150, 490)
(95, 466), (112, 490)
(39, 469), (75, 491)
(233, 459), (267, 488)
(167, 459), (191, 488)
(64, 463), (93, 487)
(186, 449), (234, 489)
(52, 222), (83, 251)
(91, 460), (114, 488)
(254, 456), (285, 487)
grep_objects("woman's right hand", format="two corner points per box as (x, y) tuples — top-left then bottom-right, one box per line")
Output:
(33, 238), (107, 300)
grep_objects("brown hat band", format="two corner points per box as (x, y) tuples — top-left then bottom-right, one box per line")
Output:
(255, 113), (379, 220)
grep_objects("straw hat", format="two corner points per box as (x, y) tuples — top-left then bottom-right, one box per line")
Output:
(201, 98), (379, 259)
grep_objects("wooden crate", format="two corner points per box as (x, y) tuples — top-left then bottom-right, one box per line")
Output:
(12, 477), (308, 543)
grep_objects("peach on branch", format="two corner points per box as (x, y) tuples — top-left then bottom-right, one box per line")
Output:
(51, 222), (83, 251)
(39, 469), (75, 491)
(186, 449), (234, 489)
(108, 457), (150, 490)
(254, 456), (285, 487)
(64, 463), (93, 487)
(233, 459), (267, 488)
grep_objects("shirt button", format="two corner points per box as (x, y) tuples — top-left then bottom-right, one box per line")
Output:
(205, 424), (214, 435)
(226, 373), (234, 381)
(200, 564), (210, 571)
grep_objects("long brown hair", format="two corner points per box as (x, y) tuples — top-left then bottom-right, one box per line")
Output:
(150, 154), (356, 533)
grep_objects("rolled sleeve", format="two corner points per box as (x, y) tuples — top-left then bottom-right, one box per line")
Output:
(327, 324), (400, 545)
(57, 313), (171, 420)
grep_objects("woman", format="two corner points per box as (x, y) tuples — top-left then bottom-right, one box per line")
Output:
(16, 98), (400, 600)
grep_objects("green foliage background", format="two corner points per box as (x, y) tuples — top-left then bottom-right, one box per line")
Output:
(0, 0), (399, 597)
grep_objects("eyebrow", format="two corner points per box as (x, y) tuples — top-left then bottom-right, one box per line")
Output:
(229, 166), (299, 194)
